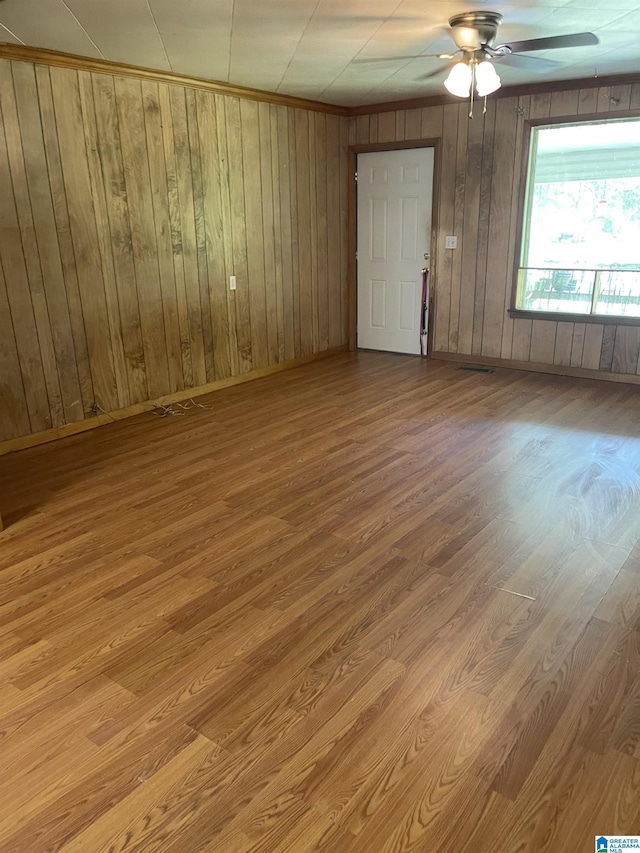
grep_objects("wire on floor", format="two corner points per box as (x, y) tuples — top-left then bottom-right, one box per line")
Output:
(151, 399), (212, 417)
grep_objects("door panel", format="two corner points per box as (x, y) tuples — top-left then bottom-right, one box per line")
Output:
(357, 148), (434, 355)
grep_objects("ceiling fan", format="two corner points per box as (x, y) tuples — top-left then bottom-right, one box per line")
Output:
(358, 11), (598, 108)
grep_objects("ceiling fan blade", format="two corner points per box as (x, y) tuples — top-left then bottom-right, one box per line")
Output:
(496, 53), (562, 73)
(496, 32), (599, 53)
(415, 62), (456, 81)
(352, 54), (439, 64)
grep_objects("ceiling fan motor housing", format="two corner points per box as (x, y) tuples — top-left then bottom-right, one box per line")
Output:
(448, 11), (503, 51)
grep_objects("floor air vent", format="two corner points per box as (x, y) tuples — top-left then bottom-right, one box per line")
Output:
(457, 366), (494, 374)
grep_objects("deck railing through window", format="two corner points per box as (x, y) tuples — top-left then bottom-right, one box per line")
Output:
(517, 268), (640, 318)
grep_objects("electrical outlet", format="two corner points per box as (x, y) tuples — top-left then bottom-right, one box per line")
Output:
(445, 236), (458, 249)
(229, 275), (237, 291)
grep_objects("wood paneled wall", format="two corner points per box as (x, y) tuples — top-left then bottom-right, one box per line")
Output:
(0, 58), (348, 443)
(350, 83), (640, 381)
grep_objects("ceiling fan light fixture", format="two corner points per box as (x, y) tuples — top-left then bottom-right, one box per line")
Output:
(475, 60), (501, 96)
(444, 62), (472, 97)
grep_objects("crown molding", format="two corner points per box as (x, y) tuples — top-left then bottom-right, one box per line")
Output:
(2, 43), (638, 123)
(347, 71), (640, 116)
(0, 43), (349, 116)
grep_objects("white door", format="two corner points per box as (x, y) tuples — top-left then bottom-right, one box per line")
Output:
(357, 148), (434, 354)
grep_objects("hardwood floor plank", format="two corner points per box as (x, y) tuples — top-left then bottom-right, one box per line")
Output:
(0, 352), (639, 851)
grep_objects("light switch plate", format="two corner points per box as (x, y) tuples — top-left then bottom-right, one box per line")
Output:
(445, 236), (458, 249)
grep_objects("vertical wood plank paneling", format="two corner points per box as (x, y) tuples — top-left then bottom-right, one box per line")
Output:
(355, 114), (369, 144)
(550, 89), (579, 117)
(611, 326), (640, 375)
(481, 97), (518, 358)
(570, 323), (586, 368)
(0, 57), (348, 445)
(308, 112), (320, 352)
(326, 113), (342, 349)
(240, 98), (269, 370)
(315, 112), (329, 351)
(369, 113), (378, 144)
(259, 102), (279, 366)
(35, 64), (94, 416)
(196, 88), (231, 379)
(339, 115), (349, 347)
(50, 66), (118, 412)
(213, 93), (239, 377)
(225, 96), (253, 372)
(511, 319), (532, 362)
(530, 320), (557, 363)
(597, 86), (612, 113)
(268, 105), (284, 362)
(582, 324), (605, 370)
(158, 83), (194, 389)
(184, 86), (216, 381)
(2, 61), (65, 426)
(395, 110), (405, 142)
(142, 80), (184, 391)
(421, 105), (443, 138)
(276, 105), (295, 361)
(295, 109), (314, 357)
(553, 322), (574, 366)
(456, 104), (483, 354)
(79, 71), (130, 410)
(288, 108), (301, 359)
(530, 91), (552, 119)
(115, 76), (170, 397)
(434, 104), (458, 352)
(377, 110), (395, 143)
(0, 259), (31, 438)
(169, 86), (207, 387)
(12, 61), (84, 425)
(599, 325), (616, 371)
(348, 115), (356, 146)
(503, 95), (529, 360)
(578, 88), (599, 114)
(404, 108), (421, 140)
(448, 103), (468, 352)
(510, 92), (555, 363)
(471, 98), (495, 356)
(609, 84), (632, 111)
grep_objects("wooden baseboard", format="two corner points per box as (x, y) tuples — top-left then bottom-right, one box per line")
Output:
(0, 347), (347, 457)
(430, 350), (640, 386)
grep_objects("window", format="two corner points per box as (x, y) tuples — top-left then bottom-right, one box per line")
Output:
(515, 117), (640, 319)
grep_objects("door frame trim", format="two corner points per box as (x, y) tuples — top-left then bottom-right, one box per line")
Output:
(348, 139), (442, 354)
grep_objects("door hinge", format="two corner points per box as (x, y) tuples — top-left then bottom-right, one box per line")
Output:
(355, 251), (358, 261)
(354, 171), (358, 182)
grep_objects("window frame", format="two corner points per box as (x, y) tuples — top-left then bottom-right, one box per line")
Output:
(509, 109), (640, 327)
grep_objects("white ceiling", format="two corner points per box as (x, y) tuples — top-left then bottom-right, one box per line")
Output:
(0, 0), (638, 106)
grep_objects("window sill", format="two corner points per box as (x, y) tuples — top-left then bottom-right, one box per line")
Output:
(508, 309), (640, 327)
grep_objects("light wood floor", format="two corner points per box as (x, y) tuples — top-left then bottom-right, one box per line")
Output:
(1, 352), (639, 852)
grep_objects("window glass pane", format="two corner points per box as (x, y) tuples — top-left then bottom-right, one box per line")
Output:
(524, 119), (640, 271)
(519, 269), (593, 314)
(594, 270), (640, 318)
(518, 117), (640, 319)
